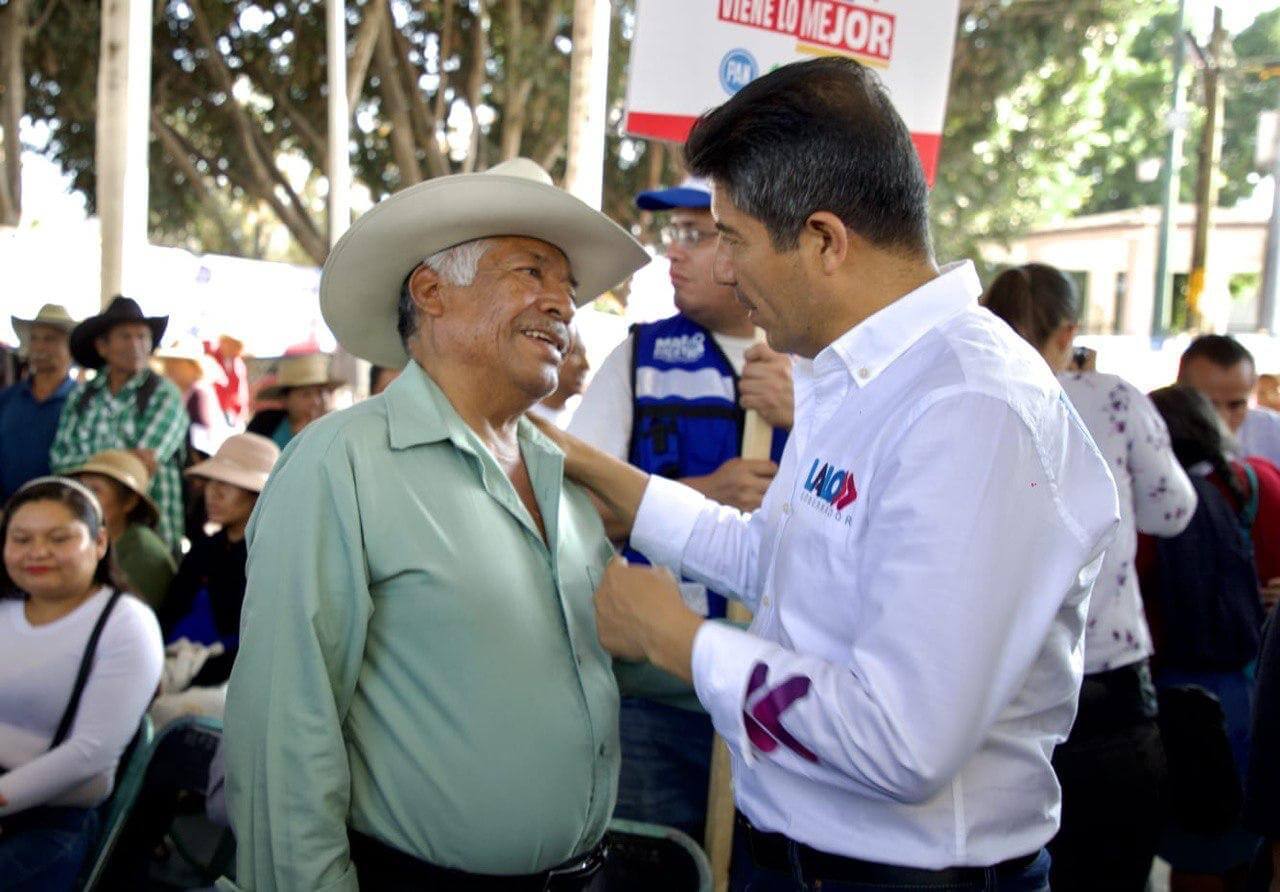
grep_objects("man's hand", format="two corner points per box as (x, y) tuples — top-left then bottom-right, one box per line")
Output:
(594, 557), (703, 683)
(129, 448), (158, 475)
(1262, 577), (1280, 611)
(739, 343), (794, 430)
(683, 458), (777, 512)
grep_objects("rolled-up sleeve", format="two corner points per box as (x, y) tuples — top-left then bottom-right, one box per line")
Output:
(224, 433), (373, 892)
(683, 394), (1117, 804)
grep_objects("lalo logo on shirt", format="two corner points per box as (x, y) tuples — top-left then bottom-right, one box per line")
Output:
(653, 333), (706, 364)
(802, 458), (857, 514)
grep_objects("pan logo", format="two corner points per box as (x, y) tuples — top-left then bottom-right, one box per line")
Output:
(719, 49), (758, 94)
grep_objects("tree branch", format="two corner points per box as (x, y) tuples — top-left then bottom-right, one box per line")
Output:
(374, 13), (423, 186)
(152, 109), (242, 252)
(348, 0), (387, 108)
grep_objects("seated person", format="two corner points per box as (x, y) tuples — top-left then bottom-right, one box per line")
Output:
(159, 433), (280, 687)
(67, 450), (176, 610)
(0, 477), (163, 891)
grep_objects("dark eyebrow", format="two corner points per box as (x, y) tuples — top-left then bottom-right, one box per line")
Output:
(515, 250), (578, 291)
(715, 221), (738, 237)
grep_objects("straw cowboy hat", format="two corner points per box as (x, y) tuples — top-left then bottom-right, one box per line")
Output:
(154, 337), (226, 385)
(67, 449), (161, 528)
(185, 432), (279, 493)
(69, 296), (168, 370)
(11, 304), (78, 353)
(320, 157), (650, 368)
(256, 353), (344, 401)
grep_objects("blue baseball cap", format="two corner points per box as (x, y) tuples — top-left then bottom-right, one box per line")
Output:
(635, 176), (712, 211)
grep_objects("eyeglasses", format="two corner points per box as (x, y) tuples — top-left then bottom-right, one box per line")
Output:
(659, 224), (717, 251)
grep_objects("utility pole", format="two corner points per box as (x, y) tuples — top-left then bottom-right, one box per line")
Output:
(96, 0), (153, 307)
(1188, 6), (1228, 332)
(1152, 0), (1189, 339)
(565, 0), (611, 210)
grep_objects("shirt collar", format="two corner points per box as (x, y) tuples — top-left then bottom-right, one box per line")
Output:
(384, 360), (563, 460)
(816, 260), (982, 387)
(21, 376), (75, 401)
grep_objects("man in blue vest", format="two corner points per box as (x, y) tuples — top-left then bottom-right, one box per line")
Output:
(569, 176), (793, 841)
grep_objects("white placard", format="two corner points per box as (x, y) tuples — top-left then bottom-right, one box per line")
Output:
(624, 0), (961, 183)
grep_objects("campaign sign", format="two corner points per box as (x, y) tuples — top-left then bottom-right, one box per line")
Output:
(623, 0), (961, 183)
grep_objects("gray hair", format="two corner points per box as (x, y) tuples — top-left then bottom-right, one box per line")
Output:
(396, 238), (494, 345)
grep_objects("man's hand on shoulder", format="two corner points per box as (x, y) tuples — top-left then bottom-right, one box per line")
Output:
(593, 557), (701, 684)
(683, 457), (777, 512)
(739, 343), (794, 430)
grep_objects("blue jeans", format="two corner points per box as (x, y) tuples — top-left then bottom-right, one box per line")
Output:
(614, 697), (714, 840)
(0, 805), (99, 892)
(740, 847), (1052, 892)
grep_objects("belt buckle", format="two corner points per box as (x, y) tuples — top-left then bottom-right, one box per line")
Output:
(541, 842), (605, 892)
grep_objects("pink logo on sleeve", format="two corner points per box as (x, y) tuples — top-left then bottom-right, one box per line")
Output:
(743, 662), (819, 763)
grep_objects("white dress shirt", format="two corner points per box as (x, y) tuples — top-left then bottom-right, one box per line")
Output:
(1239, 407), (1280, 468)
(1058, 372), (1196, 673)
(630, 262), (1120, 869)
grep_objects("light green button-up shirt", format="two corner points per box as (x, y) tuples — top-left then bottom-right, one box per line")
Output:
(224, 362), (619, 891)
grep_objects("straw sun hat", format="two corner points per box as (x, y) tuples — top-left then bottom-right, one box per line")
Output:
(320, 157), (650, 369)
(67, 450), (160, 528)
(256, 353), (344, 401)
(185, 433), (279, 494)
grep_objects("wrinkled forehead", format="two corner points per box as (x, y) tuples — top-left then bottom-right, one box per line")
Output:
(485, 235), (573, 273)
(29, 323), (68, 340)
(1183, 356), (1255, 395)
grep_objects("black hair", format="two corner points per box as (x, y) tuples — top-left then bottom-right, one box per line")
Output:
(981, 263), (1080, 350)
(0, 478), (113, 598)
(1149, 384), (1248, 506)
(1180, 334), (1255, 373)
(683, 56), (931, 256)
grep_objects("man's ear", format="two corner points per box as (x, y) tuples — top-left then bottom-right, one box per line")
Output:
(409, 264), (446, 318)
(802, 211), (851, 276)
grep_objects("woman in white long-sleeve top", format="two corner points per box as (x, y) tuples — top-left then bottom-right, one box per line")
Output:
(983, 263), (1198, 892)
(0, 476), (163, 891)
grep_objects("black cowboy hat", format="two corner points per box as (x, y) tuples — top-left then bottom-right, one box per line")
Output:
(69, 296), (168, 370)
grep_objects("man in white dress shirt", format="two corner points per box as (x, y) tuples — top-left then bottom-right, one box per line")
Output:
(549, 57), (1120, 890)
(1178, 334), (1280, 468)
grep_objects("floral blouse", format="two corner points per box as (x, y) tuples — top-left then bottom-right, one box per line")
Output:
(1059, 372), (1197, 673)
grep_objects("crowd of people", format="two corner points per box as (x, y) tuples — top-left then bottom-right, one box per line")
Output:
(0, 55), (1279, 892)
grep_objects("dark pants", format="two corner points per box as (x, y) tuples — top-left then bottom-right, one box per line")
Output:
(614, 697), (714, 841)
(737, 842), (1051, 891)
(0, 805), (99, 892)
(1049, 661), (1166, 891)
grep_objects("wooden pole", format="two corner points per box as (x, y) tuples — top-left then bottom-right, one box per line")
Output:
(96, 0), (153, 307)
(704, 328), (771, 891)
(326, 0), (351, 247)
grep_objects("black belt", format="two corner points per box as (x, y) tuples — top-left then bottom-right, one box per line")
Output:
(349, 828), (607, 891)
(737, 813), (1039, 885)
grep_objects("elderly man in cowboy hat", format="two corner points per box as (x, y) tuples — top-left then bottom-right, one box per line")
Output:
(0, 304), (77, 500)
(245, 352), (343, 448)
(222, 158), (649, 891)
(49, 297), (189, 552)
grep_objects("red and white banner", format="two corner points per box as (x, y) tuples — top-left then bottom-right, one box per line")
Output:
(623, 0), (961, 184)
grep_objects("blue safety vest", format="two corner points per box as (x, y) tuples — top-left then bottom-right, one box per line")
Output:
(625, 314), (787, 618)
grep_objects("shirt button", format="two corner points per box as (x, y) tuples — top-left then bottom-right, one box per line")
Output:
(598, 743), (607, 756)
(857, 367), (870, 380)
(782, 502), (791, 515)
(762, 595), (771, 607)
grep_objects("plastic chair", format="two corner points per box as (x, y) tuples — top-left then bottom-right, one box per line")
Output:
(81, 715), (224, 890)
(78, 714), (154, 890)
(604, 818), (713, 892)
